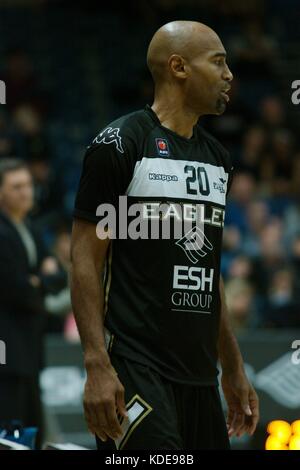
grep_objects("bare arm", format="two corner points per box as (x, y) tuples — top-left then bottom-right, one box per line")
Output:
(70, 218), (110, 367)
(218, 276), (259, 438)
(218, 276), (244, 373)
(70, 218), (126, 442)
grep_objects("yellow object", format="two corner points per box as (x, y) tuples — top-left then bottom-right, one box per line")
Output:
(265, 435), (289, 450)
(291, 420), (300, 436)
(267, 420), (291, 444)
(289, 435), (300, 450)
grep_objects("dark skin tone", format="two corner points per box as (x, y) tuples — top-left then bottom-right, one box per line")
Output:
(71, 20), (259, 443)
(219, 278), (259, 437)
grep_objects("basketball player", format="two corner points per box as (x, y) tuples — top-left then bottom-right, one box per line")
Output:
(71, 20), (259, 449)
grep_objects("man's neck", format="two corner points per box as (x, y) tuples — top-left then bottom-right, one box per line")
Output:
(151, 94), (199, 139)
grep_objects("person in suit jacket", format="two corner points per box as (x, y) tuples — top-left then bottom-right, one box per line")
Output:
(0, 158), (47, 448)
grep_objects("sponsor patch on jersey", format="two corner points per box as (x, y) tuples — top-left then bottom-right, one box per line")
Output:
(92, 127), (124, 153)
(175, 226), (213, 264)
(213, 177), (227, 194)
(155, 138), (169, 156)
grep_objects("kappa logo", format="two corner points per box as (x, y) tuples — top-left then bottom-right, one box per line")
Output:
(176, 226), (213, 264)
(156, 138), (169, 156)
(148, 172), (178, 182)
(93, 127), (124, 153)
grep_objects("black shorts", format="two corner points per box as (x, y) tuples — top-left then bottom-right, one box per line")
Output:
(95, 353), (230, 450)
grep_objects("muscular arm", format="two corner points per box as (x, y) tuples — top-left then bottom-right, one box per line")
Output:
(70, 218), (126, 442)
(218, 275), (259, 437)
(70, 218), (110, 368)
(218, 276), (244, 373)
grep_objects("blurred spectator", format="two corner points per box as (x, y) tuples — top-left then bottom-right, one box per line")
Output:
(242, 200), (270, 256)
(28, 157), (64, 235)
(252, 218), (285, 296)
(263, 268), (300, 328)
(283, 201), (300, 244)
(44, 228), (72, 333)
(221, 226), (242, 276)
(236, 126), (266, 179)
(227, 255), (254, 282)
(225, 279), (256, 333)
(11, 103), (63, 238)
(0, 158), (48, 448)
(226, 172), (256, 234)
(13, 104), (50, 162)
(262, 130), (295, 197)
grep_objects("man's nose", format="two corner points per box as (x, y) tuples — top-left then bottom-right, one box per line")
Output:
(223, 64), (233, 82)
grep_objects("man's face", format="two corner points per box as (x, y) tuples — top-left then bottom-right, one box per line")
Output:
(0, 169), (34, 215)
(185, 36), (233, 116)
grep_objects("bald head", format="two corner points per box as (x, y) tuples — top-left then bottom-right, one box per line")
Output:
(147, 21), (233, 116)
(147, 20), (222, 85)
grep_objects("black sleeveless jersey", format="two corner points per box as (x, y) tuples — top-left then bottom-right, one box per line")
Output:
(73, 105), (234, 385)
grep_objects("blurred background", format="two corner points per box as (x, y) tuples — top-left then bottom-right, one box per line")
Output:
(0, 0), (299, 450)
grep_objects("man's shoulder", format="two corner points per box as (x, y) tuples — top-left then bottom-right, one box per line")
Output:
(0, 213), (14, 244)
(88, 107), (155, 155)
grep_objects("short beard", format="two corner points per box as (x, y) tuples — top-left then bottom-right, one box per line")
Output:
(215, 97), (227, 115)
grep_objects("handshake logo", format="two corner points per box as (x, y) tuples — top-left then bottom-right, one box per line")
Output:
(0, 80), (6, 104)
(175, 226), (213, 264)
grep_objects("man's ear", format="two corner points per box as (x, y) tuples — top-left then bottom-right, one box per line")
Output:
(168, 54), (188, 79)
